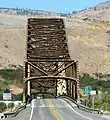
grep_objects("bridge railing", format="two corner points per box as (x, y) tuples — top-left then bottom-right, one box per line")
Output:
(58, 95), (103, 114)
(3, 105), (26, 118)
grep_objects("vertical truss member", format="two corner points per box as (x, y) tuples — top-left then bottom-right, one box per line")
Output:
(23, 18), (79, 104)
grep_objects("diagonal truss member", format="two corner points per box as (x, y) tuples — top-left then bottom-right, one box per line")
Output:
(23, 18), (79, 103)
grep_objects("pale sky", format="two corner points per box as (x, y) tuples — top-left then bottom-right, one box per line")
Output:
(0, 0), (108, 13)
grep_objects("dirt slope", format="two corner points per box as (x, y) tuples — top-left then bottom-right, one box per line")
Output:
(0, 4), (110, 74)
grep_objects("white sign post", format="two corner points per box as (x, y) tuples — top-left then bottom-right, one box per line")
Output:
(90, 90), (96, 109)
(90, 90), (96, 95)
(3, 93), (12, 100)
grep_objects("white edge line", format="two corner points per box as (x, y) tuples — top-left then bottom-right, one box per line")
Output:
(61, 99), (93, 120)
(29, 100), (35, 120)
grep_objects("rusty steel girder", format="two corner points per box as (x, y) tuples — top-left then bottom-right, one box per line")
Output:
(23, 18), (79, 103)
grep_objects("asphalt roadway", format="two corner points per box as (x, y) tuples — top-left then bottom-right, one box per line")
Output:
(2, 99), (109, 120)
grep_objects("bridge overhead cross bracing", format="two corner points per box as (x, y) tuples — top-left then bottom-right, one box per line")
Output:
(23, 18), (79, 103)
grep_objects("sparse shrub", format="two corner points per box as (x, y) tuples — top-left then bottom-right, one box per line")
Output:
(80, 73), (110, 111)
(0, 68), (23, 81)
(4, 45), (8, 48)
(0, 102), (7, 112)
(16, 93), (23, 101)
(8, 103), (14, 109)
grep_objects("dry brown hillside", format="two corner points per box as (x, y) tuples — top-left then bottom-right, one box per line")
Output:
(0, 4), (110, 74)
(66, 18), (110, 74)
(73, 9), (110, 21)
(0, 28), (26, 68)
(72, 1), (110, 21)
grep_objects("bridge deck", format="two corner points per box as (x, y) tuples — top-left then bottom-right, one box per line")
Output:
(3, 99), (108, 120)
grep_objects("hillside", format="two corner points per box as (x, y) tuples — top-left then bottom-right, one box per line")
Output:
(66, 18), (110, 74)
(0, 1), (110, 74)
(95, 0), (110, 9)
(73, 1), (110, 21)
(0, 7), (56, 16)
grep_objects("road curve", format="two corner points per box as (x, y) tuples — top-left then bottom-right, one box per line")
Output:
(2, 99), (109, 120)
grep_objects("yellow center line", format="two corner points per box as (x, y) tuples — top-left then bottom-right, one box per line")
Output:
(45, 99), (63, 120)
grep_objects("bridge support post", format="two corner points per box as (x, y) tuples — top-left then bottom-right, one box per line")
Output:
(23, 62), (31, 104)
(71, 82), (74, 98)
(23, 62), (27, 104)
(66, 80), (69, 95)
(55, 63), (58, 97)
(76, 61), (80, 101)
(27, 64), (31, 97)
(75, 82), (78, 100)
(72, 83), (76, 99)
(23, 83), (26, 104)
(55, 80), (57, 98)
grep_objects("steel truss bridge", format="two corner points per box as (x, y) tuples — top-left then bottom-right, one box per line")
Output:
(1, 18), (107, 120)
(23, 18), (79, 103)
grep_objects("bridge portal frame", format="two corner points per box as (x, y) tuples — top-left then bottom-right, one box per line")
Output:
(23, 18), (79, 104)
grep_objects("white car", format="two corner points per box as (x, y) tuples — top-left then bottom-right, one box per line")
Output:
(37, 96), (42, 99)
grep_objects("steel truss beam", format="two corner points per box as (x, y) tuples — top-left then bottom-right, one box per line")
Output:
(23, 18), (79, 104)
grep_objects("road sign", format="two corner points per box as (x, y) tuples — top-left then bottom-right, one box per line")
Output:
(90, 90), (96, 95)
(84, 86), (91, 96)
(90, 90), (96, 109)
(3, 93), (11, 100)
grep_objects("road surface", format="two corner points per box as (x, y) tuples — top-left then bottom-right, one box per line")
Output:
(2, 99), (109, 120)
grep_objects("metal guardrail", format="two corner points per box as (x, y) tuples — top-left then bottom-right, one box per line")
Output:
(3, 105), (26, 118)
(58, 95), (103, 114)
(57, 95), (77, 104)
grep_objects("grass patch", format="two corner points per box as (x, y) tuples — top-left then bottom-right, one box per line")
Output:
(79, 73), (110, 111)
(0, 68), (23, 81)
